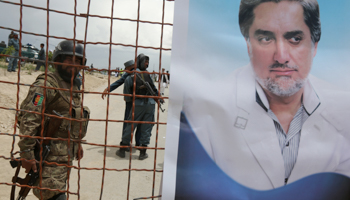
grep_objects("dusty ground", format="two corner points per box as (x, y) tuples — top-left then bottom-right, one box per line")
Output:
(0, 65), (168, 200)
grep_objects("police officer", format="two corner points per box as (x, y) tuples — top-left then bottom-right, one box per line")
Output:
(35, 43), (46, 72)
(8, 31), (14, 46)
(160, 68), (169, 95)
(17, 40), (90, 200)
(7, 32), (19, 72)
(116, 53), (159, 160)
(101, 60), (142, 148)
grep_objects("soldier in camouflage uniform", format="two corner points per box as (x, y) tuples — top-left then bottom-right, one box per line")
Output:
(17, 40), (89, 200)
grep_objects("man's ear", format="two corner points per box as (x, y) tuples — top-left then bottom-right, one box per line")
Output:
(313, 42), (318, 57)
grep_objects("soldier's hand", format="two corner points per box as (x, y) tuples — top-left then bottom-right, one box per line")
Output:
(22, 159), (37, 173)
(101, 88), (108, 100)
(155, 99), (161, 106)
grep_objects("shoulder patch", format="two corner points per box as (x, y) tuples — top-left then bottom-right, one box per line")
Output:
(32, 93), (44, 106)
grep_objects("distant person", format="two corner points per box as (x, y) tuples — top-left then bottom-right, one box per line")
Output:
(89, 63), (94, 74)
(166, 70), (170, 85)
(101, 60), (142, 148)
(160, 68), (169, 95)
(8, 31), (14, 46)
(0, 41), (6, 48)
(7, 33), (19, 72)
(34, 43), (46, 72)
(115, 67), (119, 77)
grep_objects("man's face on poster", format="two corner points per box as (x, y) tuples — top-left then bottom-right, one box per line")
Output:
(246, 1), (318, 97)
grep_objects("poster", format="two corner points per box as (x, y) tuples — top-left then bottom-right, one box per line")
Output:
(163, 0), (350, 199)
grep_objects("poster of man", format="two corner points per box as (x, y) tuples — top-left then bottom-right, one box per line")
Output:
(162, 0), (350, 199)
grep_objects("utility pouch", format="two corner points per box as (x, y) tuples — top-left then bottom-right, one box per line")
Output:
(71, 106), (90, 139)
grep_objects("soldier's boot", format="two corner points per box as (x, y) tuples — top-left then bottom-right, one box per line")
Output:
(139, 145), (148, 160)
(116, 142), (127, 158)
(116, 148), (126, 158)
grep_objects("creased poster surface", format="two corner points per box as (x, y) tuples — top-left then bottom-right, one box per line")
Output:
(162, 0), (350, 199)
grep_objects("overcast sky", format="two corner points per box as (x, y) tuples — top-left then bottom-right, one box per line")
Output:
(0, 0), (174, 71)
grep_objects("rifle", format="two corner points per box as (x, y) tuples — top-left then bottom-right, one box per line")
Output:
(10, 143), (50, 200)
(10, 112), (63, 200)
(135, 73), (165, 112)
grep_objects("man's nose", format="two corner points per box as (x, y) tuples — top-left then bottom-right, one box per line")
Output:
(273, 40), (290, 64)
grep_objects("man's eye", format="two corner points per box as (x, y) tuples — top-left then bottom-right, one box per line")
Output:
(258, 36), (272, 43)
(289, 36), (302, 44)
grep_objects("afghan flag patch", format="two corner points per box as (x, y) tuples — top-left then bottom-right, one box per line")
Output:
(32, 93), (44, 106)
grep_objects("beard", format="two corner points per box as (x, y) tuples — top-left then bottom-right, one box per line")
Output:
(255, 63), (306, 97)
(56, 65), (80, 85)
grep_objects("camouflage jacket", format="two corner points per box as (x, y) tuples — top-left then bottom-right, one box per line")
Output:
(18, 72), (89, 163)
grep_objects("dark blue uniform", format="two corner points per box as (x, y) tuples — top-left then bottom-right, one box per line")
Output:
(121, 69), (157, 146)
(35, 47), (46, 71)
(7, 37), (19, 72)
(108, 70), (142, 146)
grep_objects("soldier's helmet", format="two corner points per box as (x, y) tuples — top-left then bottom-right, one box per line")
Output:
(52, 40), (87, 65)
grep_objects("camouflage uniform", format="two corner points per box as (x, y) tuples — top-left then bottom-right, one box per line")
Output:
(18, 72), (89, 199)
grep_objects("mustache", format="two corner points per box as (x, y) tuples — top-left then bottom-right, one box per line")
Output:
(269, 63), (299, 70)
(57, 65), (79, 84)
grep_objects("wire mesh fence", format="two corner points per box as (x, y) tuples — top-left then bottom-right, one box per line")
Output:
(0, 0), (173, 199)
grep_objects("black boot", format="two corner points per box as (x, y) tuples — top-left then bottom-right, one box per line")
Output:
(139, 145), (148, 160)
(116, 148), (126, 158)
(116, 142), (127, 158)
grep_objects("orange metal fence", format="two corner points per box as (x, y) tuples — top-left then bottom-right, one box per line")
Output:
(0, 0), (173, 199)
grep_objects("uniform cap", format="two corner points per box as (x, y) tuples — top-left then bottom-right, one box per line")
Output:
(124, 60), (134, 68)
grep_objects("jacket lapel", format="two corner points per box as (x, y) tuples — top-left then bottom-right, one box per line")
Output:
(287, 78), (325, 183)
(235, 65), (285, 188)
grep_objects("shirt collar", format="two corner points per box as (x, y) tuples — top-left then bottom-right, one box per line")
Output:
(255, 79), (321, 115)
(256, 81), (270, 110)
(302, 79), (321, 115)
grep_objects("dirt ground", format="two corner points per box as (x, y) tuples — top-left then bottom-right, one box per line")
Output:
(0, 66), (168, 199)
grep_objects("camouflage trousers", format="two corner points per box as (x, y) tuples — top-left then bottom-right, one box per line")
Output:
(33, 162), (71, 200)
